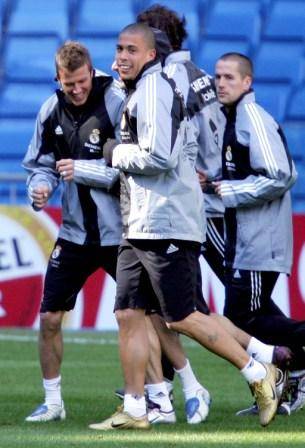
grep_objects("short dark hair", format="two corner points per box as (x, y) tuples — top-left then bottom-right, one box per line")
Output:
(120, 22), (156, 49)
(137, 3), (187, 51)
(218, 52), (253, 78)
(55, 41), (93, 76)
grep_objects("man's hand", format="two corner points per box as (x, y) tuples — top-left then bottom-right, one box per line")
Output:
(196, 169), (209, 191)
(30, 184), (50, 209)
(103, 139), (118, 166)
(212, 181), (222, 197)
(56, 159), (74, 181)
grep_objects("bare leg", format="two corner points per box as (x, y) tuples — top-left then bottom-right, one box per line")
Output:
(145, 315), (164, 384)
(39, 311), (65, 379)
(116, 308), (149, 396)
(210, 313), (251, 349)
(168, 311), (250, 369)
(149, 313), (187, 371)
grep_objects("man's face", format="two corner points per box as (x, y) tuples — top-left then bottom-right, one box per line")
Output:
(115, 32), (156, 81)
(57, 64), (93, 106)
(215, 59), (251, 106)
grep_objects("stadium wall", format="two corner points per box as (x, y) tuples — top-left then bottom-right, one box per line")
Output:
(0, 205), (304, 330)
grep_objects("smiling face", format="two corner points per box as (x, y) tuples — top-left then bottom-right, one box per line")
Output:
(57, 63), (93, 106)
(115, 31), (156, 81)
(215, 59), (252, 106)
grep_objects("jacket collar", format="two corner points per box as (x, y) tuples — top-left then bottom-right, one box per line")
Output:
(165, 50), (191, 65)
(123, 60), (162, 92)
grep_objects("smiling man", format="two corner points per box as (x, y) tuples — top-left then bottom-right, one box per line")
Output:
(23, 41), (125, 422)
(88, 25), (282, 431)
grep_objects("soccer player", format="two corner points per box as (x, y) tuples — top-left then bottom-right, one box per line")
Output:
(213, 52), (305, 414)
(23, 41), (125, 422)
(89, 23), (280, 430)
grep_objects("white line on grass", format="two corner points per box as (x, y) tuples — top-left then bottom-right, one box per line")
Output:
(0, 333), (118, 345)
(0, 331), (199, 347)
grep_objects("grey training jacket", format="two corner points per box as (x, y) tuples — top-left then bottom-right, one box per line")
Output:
(112, 61), (205, 243)
(164, 50), (224, 218)
(220, 91), (297, 273)
(23, 72), (125, 246)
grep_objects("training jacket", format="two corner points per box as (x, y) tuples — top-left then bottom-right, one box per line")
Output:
(164, 50), (224, 218)
(219, 90), (297, 273)
(112, 60), (205, 243)
(23, 72), (125, 246)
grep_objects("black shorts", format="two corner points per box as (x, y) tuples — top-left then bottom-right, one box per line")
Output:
(223, 268), (279, 327)
(114, 239), (210, 323)
(41, 238), (118, 313)
(201, 217), (225, 284)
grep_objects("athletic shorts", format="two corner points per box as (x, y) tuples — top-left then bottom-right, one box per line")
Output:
(224, 268), (279, 327)
(41, 238), (118, 313)
(114, 239), (210, 323)
(201, 217), (225, 285)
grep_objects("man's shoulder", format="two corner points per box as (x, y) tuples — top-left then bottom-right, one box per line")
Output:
(38, 93), (58, 123)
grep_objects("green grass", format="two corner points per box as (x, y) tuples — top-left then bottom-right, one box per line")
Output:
(1, 328), (305, 447)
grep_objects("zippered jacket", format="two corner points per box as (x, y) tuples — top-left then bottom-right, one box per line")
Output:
(164, 50), (224, 217)
(23, 72), (125, 246)
(112, 61), (205, 243)
(219, 91), (297, 273)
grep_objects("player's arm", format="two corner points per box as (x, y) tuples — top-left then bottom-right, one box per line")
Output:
(112, 77), (182, 175)
(22, 98), (60, 210)
(214, 107), (297, 208)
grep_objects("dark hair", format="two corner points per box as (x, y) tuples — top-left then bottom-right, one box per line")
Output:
(218, 52), (253, 78)
(137, 3), (187, 50)
(120, 22), (156, 49)
(55, 41), (93, 76)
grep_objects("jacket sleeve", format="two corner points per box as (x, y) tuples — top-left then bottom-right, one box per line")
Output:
(73, 80), (124, 189)
(112, 75), (183, 175)
(73, 159), (120, 189)
(220, 103), (297, 208)
(22, 97), (60, 207)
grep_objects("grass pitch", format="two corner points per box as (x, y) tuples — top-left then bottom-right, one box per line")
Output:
(1, 328), (305, 448)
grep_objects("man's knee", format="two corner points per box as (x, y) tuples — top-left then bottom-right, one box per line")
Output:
(115, 308), (145, 328)
(40, 311), (63, 335)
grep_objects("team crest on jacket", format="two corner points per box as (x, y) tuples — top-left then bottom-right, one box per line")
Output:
(89, 129), (100, 144)
(51, 245), (62, 259)
(225, 145), (233, 161)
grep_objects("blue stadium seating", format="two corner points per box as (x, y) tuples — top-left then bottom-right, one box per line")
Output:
(291, 161), (305, 212)
(283, 121), (305, 162)
(4, 35), (60, 82)
(286, 85), (305, 120)
(8, 0), (69, 39)
(0, 0), (303, 210)
(0, 118), (34, 157)
(75, 36), (117, 73)
(196, 37), (250, 75)
(264, 0), (305, 40)
(253, 81), (291, 123)
(76, 0), (134, 36)
(204, 0), (261, 47)
(0, 83), (55, 118)
(253, 40), (304, 85)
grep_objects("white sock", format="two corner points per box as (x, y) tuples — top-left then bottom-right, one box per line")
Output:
(146, 382), (173, 412)
(43, 376), (62, 406)
(124, 394), (146, 418)
(174, 359), (202, 400)
(164, 378), (173, 395)
(247, 337), (274, 363)
(241, 358), (266, 384)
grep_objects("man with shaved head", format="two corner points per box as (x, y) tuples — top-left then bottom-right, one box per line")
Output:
(89, 27), (281, 431)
